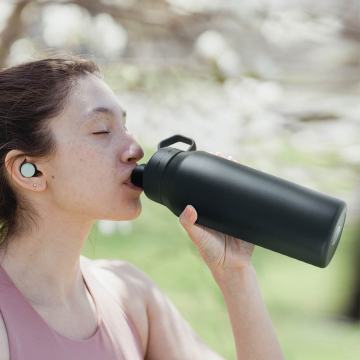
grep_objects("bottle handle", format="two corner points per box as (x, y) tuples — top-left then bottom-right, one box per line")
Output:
(157, 134), (197, 151)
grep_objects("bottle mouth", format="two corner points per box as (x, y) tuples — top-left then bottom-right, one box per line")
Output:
(130, 164), (146, 189)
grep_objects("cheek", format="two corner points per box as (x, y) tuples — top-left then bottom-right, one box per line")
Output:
(49, 148), (140, 219)
(51, 146), (116, 202)
(74, 149), (116, 190)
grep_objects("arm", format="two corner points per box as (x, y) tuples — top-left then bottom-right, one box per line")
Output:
(179, 203), (285, 360)
(212, 265), (284, 360)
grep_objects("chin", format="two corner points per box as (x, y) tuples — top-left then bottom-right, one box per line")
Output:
(119, 201), (142, 221)
(128, 206), (142, 220)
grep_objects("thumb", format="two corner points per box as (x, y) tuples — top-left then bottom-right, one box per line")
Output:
(179, 205), (206, 248)
(179, 205), (196, 226)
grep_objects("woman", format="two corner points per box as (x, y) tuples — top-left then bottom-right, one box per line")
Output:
(0, 55), (284, 359)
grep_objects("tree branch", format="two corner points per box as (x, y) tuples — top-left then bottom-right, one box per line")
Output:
(36, 0), (225, 31)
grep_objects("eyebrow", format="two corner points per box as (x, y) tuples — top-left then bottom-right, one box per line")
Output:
(83, 106), (126, 122)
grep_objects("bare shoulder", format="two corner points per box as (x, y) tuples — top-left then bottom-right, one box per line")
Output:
(87, 257), (154, 295)
(81, 256), (152, 352)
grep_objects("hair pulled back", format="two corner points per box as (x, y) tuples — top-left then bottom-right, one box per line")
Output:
(0, 54), (101, 253)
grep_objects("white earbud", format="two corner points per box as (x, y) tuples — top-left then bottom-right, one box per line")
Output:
(20, 161), (37, 178)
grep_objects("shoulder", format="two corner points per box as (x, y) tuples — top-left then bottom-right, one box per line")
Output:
(80, 256), (152, 352)
(81, 256), (154, 298)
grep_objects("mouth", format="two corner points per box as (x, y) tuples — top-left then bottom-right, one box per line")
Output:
(123, 176), (143, 192)
(122, 165), (143, 192)
(123, 181), (143, 192)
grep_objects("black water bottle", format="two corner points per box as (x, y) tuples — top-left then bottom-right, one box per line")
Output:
(130, 134), (347, 268)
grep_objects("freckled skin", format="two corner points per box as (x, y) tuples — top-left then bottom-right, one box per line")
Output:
(44, 74), (145, 222)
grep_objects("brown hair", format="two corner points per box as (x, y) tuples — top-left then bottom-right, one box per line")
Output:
(0, 54), (102, 254)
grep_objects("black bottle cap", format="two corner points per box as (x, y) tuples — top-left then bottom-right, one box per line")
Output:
(131, 164), (146, 188)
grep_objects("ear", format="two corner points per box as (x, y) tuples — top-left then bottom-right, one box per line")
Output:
(4, 150), (46, 192)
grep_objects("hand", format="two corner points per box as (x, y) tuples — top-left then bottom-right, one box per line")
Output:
(179, 151), (255, 276)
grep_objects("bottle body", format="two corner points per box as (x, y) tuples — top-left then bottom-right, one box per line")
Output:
(131, 135), (347, 268)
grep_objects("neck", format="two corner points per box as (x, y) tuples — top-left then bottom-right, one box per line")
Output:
(0, 214), (95, 308)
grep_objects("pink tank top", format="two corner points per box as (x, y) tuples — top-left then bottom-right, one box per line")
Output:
(0, 256), (144, 360)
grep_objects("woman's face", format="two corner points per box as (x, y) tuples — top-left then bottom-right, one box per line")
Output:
(47, 73), (144, 222)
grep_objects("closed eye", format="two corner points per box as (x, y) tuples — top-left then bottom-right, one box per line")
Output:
(93, 131), (110, 135)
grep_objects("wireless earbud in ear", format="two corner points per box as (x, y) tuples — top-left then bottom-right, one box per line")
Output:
(20, 159), (39, 178)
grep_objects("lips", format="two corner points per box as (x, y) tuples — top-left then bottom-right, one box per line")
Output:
(122, 165), (143, 192)
(124, 182), (143, 192)
(122, 166), (137, 186)
(123, 178), (132, 185)
(123, 175), (134, 185)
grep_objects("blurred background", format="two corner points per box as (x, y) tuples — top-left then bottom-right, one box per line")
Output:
(1, 0), (360, 358)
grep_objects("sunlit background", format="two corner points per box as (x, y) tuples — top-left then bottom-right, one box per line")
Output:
(1, 0), (360, 359)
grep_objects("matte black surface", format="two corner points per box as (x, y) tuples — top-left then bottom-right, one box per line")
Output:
(131, 164), (145, 188)
(130, 135), (347, 268)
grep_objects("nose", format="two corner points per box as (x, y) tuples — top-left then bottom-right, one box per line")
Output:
(122, 141), (144, 164)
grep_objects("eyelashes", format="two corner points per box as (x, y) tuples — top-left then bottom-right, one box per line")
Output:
(92, 124), (128, 136)
(92, 131), (110, 135)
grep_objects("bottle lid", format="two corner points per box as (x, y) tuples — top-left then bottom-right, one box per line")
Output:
(133, 134), (197, 204)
